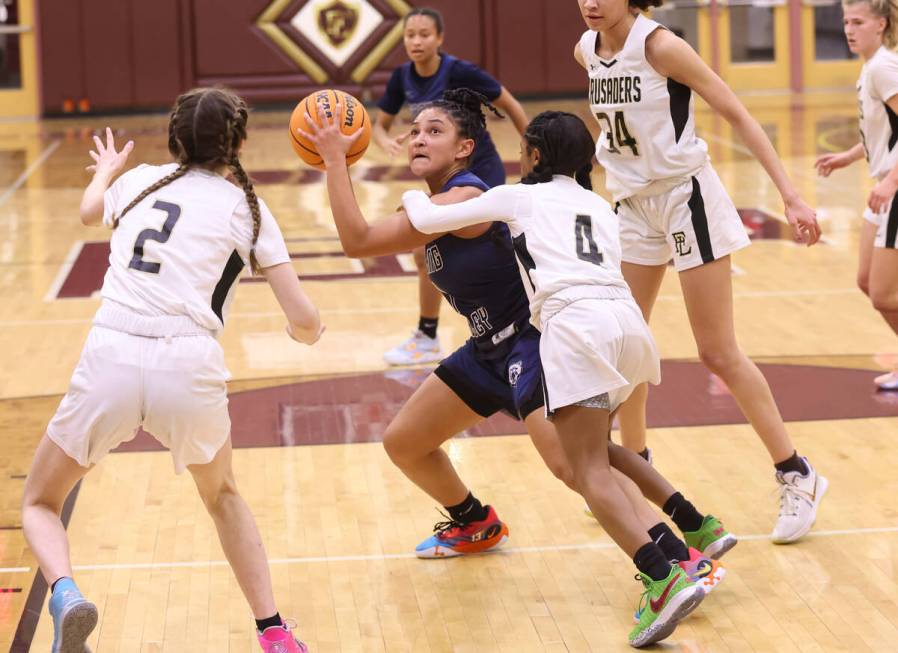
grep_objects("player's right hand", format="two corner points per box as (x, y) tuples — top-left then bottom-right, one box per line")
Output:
(87, 127), (134, 177)
(814, 152), (850, 178)
(287, 322), (326, 345)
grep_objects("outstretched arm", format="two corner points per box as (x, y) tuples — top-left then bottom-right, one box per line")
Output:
(403, 184), (518, 234)
(646, 30), (821, 246)
(492, 87), (529, 137)
(80, 127), (134, 226)
(299, 103), (485, 257)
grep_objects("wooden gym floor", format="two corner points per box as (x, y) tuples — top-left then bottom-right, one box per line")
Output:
(0, 94), (896, 652)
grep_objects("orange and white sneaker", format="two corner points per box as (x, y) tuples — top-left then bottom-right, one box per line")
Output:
(875, 371), (898, 391)
(383, 330), (443, 366)
(415, 505), (509, 558)
(677, 547), (726, 593)
(257, 620), (308, 653)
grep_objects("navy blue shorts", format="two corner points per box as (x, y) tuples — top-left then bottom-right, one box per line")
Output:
(434, 325), (544, 420)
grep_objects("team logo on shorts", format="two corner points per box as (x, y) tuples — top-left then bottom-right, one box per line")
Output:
(508, 361), (523, 387)
(673, 231), (692, 256)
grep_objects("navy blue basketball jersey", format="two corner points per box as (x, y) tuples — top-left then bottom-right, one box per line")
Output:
(378, 55), (506, 187)
(425, 171), (531, 356)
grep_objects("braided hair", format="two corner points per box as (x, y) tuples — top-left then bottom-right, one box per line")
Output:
(521, 111), (595, 191)
(412, 87), (504, 165)
(114, 87), (264, 274)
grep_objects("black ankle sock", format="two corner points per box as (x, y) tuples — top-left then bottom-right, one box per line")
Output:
(50, 577), (71, 594)
(633, 542), (673, 582)
(446, 492), (489, 524)
(637, 448), (650, 462)
(774, 451), (808, 476)
(255, 613), (283, 632)
(662, 492), (705, 533)
(418, 317), (438, 339)
(648, 522), (690, 563)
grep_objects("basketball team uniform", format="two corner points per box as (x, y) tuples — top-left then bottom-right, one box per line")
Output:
(378, 54), (506, 187)
(404, 176), (661, 414)
(578, 16), (750, 271)
(858, 46), (898, 249)
(428, 171), (544, 420)
(47, 164), (290, 472)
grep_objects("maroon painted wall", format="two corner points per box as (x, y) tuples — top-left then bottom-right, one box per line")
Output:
(38, 0), (587, 114)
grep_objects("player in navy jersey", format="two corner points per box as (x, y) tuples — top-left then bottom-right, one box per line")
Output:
(298, 90), (737, 613)
(376, 7), (530, 368)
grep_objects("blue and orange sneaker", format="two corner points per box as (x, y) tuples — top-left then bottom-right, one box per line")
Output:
(48, 578), (98, 653)
(415, 505), (509, 558)
(677, 547), (725, 593)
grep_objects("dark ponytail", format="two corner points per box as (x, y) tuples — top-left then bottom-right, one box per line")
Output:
(521, 111), (595, 191)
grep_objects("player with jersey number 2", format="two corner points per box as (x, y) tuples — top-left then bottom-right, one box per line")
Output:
(574, 0), (828, 544)
(402, 110), (708, 648)
(21, 88), (320, 653)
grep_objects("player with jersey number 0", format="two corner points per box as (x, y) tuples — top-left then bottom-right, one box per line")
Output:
(402, 110), (709, 648)
(573, 0), (828, 544)
(21, 88), (321, 653)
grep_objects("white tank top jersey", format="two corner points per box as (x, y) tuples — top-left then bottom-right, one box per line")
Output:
(101, 163), (291, 332)
(858, 46), (898, 180)
(402, 176), (632, 327)
(579, 15), (709, 201)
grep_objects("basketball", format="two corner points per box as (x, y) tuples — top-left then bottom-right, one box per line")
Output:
(289, 89), (371, 169)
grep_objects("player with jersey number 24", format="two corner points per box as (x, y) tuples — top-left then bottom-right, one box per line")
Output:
(574, 0), (828, 545)
(402, 110), (708, 648)
(21, 88), (321, 653)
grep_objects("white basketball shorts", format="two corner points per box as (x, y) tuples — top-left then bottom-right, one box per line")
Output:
(539, 295), (661, 414)
(618, 163), (751, 271)
(47, 316), (231, 474)
(863, 192), (898, 249)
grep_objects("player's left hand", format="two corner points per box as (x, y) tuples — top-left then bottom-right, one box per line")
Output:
(868, 177), (898, 214)
(784, 195), (821, 246)
(296, 101), (363, 169)
(86, 127), (134, 178)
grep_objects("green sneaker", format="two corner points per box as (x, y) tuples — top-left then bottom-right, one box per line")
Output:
(628, 567), (705, 648)
(683, 515), (737, 559)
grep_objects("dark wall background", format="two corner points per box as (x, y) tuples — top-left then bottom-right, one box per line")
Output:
(37, 0), (587, 114)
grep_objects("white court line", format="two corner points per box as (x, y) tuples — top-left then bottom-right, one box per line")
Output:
(0, 140), (61, 209)
(43, 240), (85, 303)
(0, 288), (863, 328)
(2, 524), (897, 576)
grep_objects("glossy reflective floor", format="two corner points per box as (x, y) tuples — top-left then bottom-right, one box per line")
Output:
(1, 93), (896, 652)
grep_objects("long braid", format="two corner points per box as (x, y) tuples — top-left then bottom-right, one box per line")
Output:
(229, 156), (262, 274)
(113, 164), (189, 228)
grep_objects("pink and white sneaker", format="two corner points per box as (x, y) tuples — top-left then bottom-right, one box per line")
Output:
(257, 620), (308, 653)
(875, 371), (898, 391)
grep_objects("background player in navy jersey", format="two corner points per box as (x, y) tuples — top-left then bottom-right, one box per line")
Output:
(574, 0), (827, 545)
(375, 7), (530, 367)
(21, 88), (320, 653)
(300, 91), (735, 609)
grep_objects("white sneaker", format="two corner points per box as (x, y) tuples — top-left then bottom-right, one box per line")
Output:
(771, 458), (828, 544)
(875, 371), (898, 391)
(383, 330), (443, 366)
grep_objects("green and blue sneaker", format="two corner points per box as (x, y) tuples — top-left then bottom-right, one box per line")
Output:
(683, 515), (737, 559)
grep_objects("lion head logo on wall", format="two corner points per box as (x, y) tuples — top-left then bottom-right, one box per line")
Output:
(317, 0), (359, 48)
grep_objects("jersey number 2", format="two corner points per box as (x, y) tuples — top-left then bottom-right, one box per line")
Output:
(595, 111), (639, 156)
(575, 215), (603, 266)
(128, 200), (181, 274)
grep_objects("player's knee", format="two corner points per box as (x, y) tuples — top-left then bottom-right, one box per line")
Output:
(870, 288), (898, 313)
(857, 274), (871, 297)
(382, 424), (416, 466)
(697, 345), (741, 376)
(198, 477), (239, 515)
(548, 461), (576, 490)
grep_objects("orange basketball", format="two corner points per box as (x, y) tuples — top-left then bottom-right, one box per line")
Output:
(289, 89), (371, 170)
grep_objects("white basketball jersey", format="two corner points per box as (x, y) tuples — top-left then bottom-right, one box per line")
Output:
(858, 46), (898, 180)
(402, 176), (632, 327)
(579, 15), (708, 201)
(101, 164), (291, 331)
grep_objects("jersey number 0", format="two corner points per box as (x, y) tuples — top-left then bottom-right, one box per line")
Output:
(128, 200), (182, 274)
